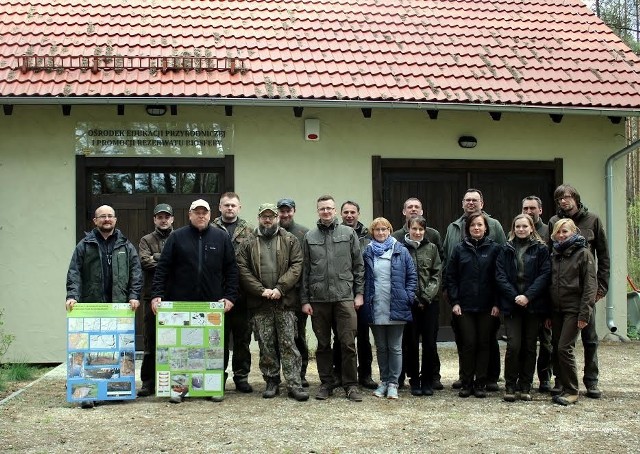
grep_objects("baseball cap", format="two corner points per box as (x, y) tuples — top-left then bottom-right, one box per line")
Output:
(258, 203), (278, 216)
(189, 199), (211, 211)
(277, 198), (296, 209)
(154, 203), (174, 216)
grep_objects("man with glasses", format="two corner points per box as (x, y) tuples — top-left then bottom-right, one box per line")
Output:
(443, 189), (506, 392)
(548, 184), (609, 399)
(65, 205), (143, 408)
(301, 195), (365, 401)
(137, 203), (175, 398)
(236, 203), (308, 401)
(151, 199), (238, 403)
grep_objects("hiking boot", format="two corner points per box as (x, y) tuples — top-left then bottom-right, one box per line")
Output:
(431, 379), (444, 391)
(421, 384), (434, 396)
(262, 382), (279, 399)
(209, 395), (224, 402)
(520, 390), (532, 401)
(474, 386), (487, 398)
(452, 379), (463, 390)
(550, 380), (563, 396)
(315, 384), (332, 400)
(80, 401), (95, 409)
(552, 393), (578, 406)
(503, 387), (516, 402)
(169, 395), (183, 404)
(538, 381), (551, 393)
(410, 384), (423, 396)
(359, 375), (378, 390)
(387, 383), (399, 400)
(137, 382), (155, 397)
(235, 381), (253, 393)
(288, 387), (309, 401)
(346, 386), (363, 402)
(585, 385), (602, 399)
(373, 382), (388, 398)
(301, 377), (310, 388)
(485, 382), (499, 392)
(458, 386), (472, 398)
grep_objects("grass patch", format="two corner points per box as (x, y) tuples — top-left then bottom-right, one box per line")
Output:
(1, 363), (38, 381)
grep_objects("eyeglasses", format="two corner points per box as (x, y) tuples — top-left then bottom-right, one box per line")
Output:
(373, 227), (389, 232)
(96, 214), (116, 219)
(260, 215), (277, 220)
(556, 194), (573, 202)
(317, 207), (335, 212)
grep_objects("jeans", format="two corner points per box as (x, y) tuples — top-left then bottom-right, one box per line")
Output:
(371, 324), (405, 385)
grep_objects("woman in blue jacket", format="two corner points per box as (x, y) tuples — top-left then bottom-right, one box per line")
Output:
(362, 217), (417, 400)
(496, 214), (551, 402)
(446, 213), (501, 398)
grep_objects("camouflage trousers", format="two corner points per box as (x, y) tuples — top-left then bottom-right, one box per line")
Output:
(252, 309), (302, 388)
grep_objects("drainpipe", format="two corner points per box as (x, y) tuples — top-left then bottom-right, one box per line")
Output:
(605, 138), (640, 332)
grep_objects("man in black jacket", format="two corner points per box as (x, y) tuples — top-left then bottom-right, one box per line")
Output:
(151, 199), (239, 403)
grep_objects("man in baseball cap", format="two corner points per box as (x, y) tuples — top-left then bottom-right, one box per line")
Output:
(189, 199), (210, 212)
(153, 203), (174, 216)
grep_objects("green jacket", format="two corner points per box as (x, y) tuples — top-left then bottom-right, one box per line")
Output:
(66, 229), (142, 303)
(212, 216), (254, 252)
(138, 226), (172, 299)
(236, 227), (303, 311)
(403, 237), (442, 304)
(301, 218), (365, 304)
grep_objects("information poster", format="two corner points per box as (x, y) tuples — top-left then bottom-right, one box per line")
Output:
(66, 303), (136, 403)
(155, 301), (225, 399)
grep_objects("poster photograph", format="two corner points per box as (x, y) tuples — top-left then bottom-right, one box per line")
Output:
(66, 303), (136, 403)
(155, 301), (225, 400)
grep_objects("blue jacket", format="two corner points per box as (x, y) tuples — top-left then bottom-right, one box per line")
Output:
(495, 239), (551, 316)
(445, 237), (500, 313)
(362, 240), (417, 324)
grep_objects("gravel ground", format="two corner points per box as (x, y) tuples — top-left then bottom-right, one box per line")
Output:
(1, 341), (639, 453)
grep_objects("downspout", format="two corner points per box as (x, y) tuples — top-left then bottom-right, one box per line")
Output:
(605, 138), (640, 332)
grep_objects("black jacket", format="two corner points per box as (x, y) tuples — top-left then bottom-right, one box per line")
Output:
(445, 237), (500, 313)
(151, 224), (239, 303)
(495, 239), (551, 316)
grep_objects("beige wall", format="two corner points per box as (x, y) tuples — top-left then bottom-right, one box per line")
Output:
(0, 104), (629, 362)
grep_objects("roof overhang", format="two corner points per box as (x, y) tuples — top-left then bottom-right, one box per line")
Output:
(1, 96), (639, 118)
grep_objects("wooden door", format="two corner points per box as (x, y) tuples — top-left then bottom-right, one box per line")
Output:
(374, 157), (562, 340)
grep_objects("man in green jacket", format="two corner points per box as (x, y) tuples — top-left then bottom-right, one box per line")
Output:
(301, 195), (365, 402)
(237, 203), (308, 401)
(65, 205), (142, 408)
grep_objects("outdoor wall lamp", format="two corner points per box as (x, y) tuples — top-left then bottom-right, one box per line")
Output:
(146, 105), (167, 116)
(458, 135), (477, 148)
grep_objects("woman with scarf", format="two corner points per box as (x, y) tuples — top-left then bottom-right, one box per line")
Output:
(401, 216), (442, 396)
(549, 218), (597, 406)
(496, 214), (551, 402)
(446, 213), (501, 398)
(362, 217), (417, 399)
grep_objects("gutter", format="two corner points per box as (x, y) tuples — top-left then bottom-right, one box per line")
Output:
(605, 138), (640, 332)
(1, 96), (640, 117)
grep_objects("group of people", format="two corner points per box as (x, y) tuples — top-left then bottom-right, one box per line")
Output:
(65, 184), (609, 408)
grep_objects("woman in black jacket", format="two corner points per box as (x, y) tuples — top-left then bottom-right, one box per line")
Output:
(496, 214), (551, 402)
(446, 213), (501, 398)
(549, 218), (597, 406)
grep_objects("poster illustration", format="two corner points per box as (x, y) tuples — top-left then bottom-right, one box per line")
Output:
(66, 303), (136, 403)
(155, 301), (225, 399)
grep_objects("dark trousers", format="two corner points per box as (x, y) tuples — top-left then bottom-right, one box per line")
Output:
(551, 311), (581, 395)
(140, 299), (156, 387)
(453, 313), (500, 383)
(311, 301), (358, 388)
(294, 311), (310, 379)
(223, 297), (252, 384)
(536, 323), (553, 383)
(581, 307), (599, 386)
(504, 312), (541, 391)
(402, 302), (440, 386)
(456, 311), (493, 387)
(333, 305), (373, 380)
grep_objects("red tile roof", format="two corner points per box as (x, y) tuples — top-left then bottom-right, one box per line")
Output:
(1, 0), (640, 112)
